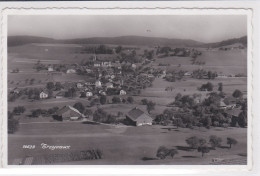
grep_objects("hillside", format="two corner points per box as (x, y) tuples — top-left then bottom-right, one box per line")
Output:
(202, 36), (247, 48)
(60, 36), (203, 47)
(8, 35), (203, 47)
(8, 35), (247, 48)
(8, 36), (56, 47)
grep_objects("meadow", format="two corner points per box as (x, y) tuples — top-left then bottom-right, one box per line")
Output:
(8, 122), (247, 165)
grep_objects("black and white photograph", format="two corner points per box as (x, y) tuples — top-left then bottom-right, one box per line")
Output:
(6, 14), (248, 165)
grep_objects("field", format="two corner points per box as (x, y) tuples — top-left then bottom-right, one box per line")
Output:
(8, 122), (247, 165)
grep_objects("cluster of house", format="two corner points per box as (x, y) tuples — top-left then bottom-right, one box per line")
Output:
(37, 79), (127, 100)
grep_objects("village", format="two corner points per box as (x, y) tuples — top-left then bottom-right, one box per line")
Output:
(7, 34), (247, 165)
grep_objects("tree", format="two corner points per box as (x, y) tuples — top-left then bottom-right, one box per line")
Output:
(186, 136), (200, 149)
(13, 106), (26, 115)
(238, 110), (247, 128)
(197, 146), (210, 157)
(46, 82), (55, 90)
(227, 137), (238, 148)
(209, 135), (222, 149)
(93, 108), (108, 123)
(84, 109), (92, 118)
(127, 96), (134, 104)
(175, 93), (182, 102)
(232, 89), (243, 98)
(100, 95), (107, 105)
(115, 45), (122, 54)
(168, 149), (179, 158)
(156, 146), (169, 159)
(141, 98), (148, 105)
(200, 82), (213, 91)
(146, 101), (155, 114)
(73, 102), (85, 113)
(174, 118), (183, 129)
(8, 118), (19, 134)
(112, 96), (121, 104)
(55, 82), (63, 91)
(218, 82), (223, 92)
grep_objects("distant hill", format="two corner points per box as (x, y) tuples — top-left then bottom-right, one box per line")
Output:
(8, 35), (247, 48)
(201, 36), (247, 48)
(60, 36), (203, 47)
(8, 35), (203, 47)
(8, 36), (56, 47)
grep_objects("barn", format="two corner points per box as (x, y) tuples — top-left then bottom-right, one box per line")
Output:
(56, 105), (85, 121)
(125, 107), (153, 126)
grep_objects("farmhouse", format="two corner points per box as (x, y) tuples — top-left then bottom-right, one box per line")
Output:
(106, 82), (114, 89)
(101, 61), (112, 67)
(48, 66), (54, 72)
(120, 90), (127, 95)
(10, 87), (20, 94)
(224, 108), (242, 122)
(125, 107), (153, 126)
(55, 91), (65, 99)
(77, 82), (84, 89)
(56, 105), (85, 121)
(39, 90), (48, 99)
(95, 80), (102, 88)
(86, 91), (93, 97)
(66, 69), (76, 74)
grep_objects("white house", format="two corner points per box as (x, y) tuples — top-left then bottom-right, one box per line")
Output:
(106, 82), (114, 89)
(111, 75), (115, 79)
(95, 80), (102, 88)
(86, 92), (93, 97)
(120, 90), (127, 95)
(99, 90), (106, 96)
(132, 64), (137, 69)
(77, 83), (84, 89)
(66, 69), (76, 74)
(39, 91), (48, 99)
(184, 72), (192, 76)
(101, 61), (112, 67)
(48, 67), (54, 72)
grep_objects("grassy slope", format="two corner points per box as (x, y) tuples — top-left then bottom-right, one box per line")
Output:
(8, 122), (247, 165)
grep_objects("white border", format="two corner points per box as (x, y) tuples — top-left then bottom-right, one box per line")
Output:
(0, 1), (258, 175)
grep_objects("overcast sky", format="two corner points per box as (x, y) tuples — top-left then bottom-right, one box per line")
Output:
(8, 15), (247, 43)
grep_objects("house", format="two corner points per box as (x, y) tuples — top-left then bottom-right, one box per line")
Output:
(125, 107), (153, 126)
(77, 83), (84, 89)
(106, 82), (114, 89)
(99, 90), (106, 96)
(86, 91), (93, 97)
(132, 63), (137, 69)
(224, 108), (242, 119)
(120, 90), (127, 95)
(217, 74), (228, 78)
(101, 61), (112, 67)
(95, 80), (102, 88)
(39, 90), (48, 99)
(85, 69), (92, 73)
(184, 72), (192, 76)
(111, 75), (116, 79)
(66, 69), (76, 74)
(94, 61), (101, 67)
(56, 105), (85, 121)
(10, 87), (20, 94)
(48, 66), (54, 72)
(55, 91), (65, 99)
